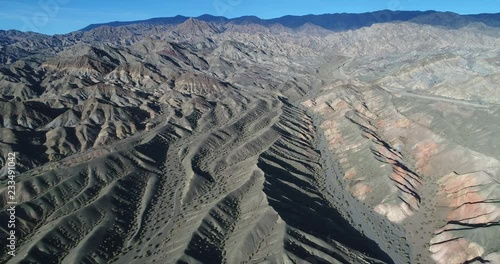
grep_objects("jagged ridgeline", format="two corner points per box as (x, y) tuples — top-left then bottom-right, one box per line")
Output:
(1, 10), (500, 264)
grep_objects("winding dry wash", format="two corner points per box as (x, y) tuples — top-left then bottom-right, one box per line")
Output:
(1, 11), (500, 264)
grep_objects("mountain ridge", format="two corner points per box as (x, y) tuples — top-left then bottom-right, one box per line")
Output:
(1, 8), (500, 264)
(79, 10), (500, 33)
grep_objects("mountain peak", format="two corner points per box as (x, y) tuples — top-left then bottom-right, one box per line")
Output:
(175, 17), (222, 35)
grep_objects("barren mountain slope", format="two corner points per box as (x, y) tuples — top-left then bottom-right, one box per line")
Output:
(1, 14), (500, 264)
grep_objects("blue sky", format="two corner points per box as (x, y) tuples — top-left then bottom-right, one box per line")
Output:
(1, 0), (499, 35)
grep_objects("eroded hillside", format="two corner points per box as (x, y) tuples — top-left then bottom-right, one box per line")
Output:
(1, 13), (499, 264)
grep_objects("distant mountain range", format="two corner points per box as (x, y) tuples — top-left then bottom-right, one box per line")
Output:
(80, 10), (500, 32)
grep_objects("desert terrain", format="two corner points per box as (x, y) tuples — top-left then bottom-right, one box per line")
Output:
(0, 11), (499, 264)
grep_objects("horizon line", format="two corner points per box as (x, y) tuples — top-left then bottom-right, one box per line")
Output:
(2, 9), (500, 36)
